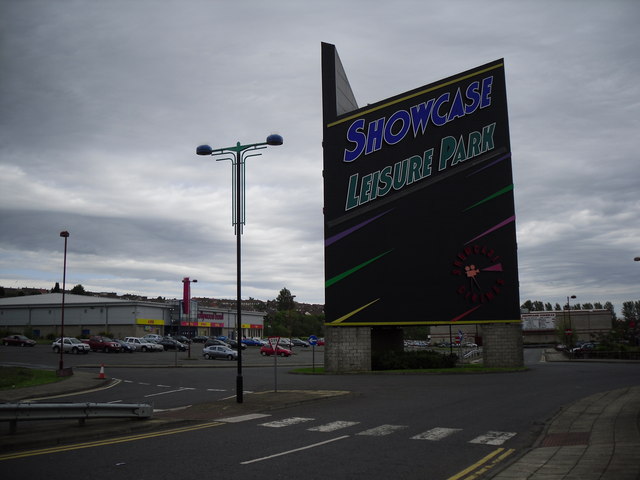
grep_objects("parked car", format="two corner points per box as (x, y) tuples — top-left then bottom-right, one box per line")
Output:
(171, 335), (191, 344)
(205, 338), (231, 348)
(191, 335), (209, 343)
(2, 334), (36, 347)
(241, 338), (263, 347)
(571, 342), (599, 355)
(225, 339), (247, 350)
(52, 337), (90, 354)
(144, 339), (165, 352)
(203, 345), (238, 360)
(82, 335), (122, 352)
(123, 337), (163, 352)
(142, 334), (163, 343)
(260, 345), (293, 357)
(291, 338), (310, 348)
(158, 337), (187, 351)
(113, 339), (135, 352)
(316, 338), (325, 346)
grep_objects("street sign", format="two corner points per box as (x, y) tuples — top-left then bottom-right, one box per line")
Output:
(565, 329), (573, 336)
(268, 336), (281, 392)
(308, 335), (318, 372)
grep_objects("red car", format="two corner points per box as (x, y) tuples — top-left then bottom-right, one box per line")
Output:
(2, 334), (36, 347)
(260, 345), (293, 357)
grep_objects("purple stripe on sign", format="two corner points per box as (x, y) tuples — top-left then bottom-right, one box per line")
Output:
(465, 216), (515, 245)
(325, 209), (392, 247)
(466, 153), (511, 177)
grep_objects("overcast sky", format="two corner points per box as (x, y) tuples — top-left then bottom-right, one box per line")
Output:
(1, 0), (639, 315)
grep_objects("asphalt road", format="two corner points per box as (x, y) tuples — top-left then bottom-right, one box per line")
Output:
(1, 345), (639, 479)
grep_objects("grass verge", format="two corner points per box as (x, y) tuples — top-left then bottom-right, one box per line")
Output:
(0, 366), (63, 390)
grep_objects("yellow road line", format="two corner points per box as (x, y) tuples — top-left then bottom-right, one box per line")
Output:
(0, 421), (224, 461)
(447, 448), (515, 480)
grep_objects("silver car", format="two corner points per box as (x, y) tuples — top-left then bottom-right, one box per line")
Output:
(52, 337), (90, 354)
(203, 345), (238, 361)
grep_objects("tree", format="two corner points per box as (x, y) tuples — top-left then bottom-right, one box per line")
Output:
(276, 287), (295, 312)
(51, 282), (61, 293)
(621, 301), (640, 322)
(521, 300), (533, 311)
(544, 302), (553, 311)
(604, 302), (617, 321)
(70, 284), (86, 295)
(554, 303), (562, 311)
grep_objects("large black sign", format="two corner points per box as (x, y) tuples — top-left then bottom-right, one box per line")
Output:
(322, 43), (520, 326)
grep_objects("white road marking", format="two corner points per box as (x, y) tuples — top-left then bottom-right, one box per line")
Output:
(219, 391), (253, 401)
(218, 413), (271, 423)
(469, 431), (517, 445)
(206, 388), (227, 392)
(260, 417), (315, 428)
(154, 405), (192, 413)
(411, 427), (462, 441)
(144, 387), (195, 398)
(241, 436), (350, 465)
(356, 424), (408, 436)
(308, 421), (360, 432)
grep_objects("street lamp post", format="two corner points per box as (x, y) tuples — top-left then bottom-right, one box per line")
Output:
(197, 134), (283, 403)
(566, 294), (576, 348)
(182, 277), (197, 358)
(58, 231), (70, 375)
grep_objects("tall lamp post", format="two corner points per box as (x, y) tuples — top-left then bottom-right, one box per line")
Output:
(58, 231), (70, 375)
(197, 134), (283, 403)
(182, 277), (197, 358)
(566, 294), (576, 347)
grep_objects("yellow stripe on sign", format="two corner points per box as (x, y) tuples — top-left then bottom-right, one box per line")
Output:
(0, 421), (225, 461)
(326, 63), (503, 128)
(446, 448), (515, 480)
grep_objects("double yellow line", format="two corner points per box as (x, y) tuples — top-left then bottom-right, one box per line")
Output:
(0, 421), (224, 461)
(447, 447), (515, 480)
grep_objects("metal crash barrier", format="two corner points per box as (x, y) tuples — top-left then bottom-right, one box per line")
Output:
(0, 402), (153, 434)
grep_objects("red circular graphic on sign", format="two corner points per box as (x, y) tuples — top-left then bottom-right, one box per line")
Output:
(452, 244), (505, 304)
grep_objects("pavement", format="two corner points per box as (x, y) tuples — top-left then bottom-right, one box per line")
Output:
(1, 354), (639, 479)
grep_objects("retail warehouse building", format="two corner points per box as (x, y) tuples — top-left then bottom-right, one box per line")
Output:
(0, 293), (265, 340)
(429, 309), (613, 346)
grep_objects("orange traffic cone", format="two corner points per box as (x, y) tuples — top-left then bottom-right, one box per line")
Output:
(98, 364), (105, 379)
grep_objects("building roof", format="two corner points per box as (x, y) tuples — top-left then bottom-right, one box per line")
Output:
(0, 293), (142, 307)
